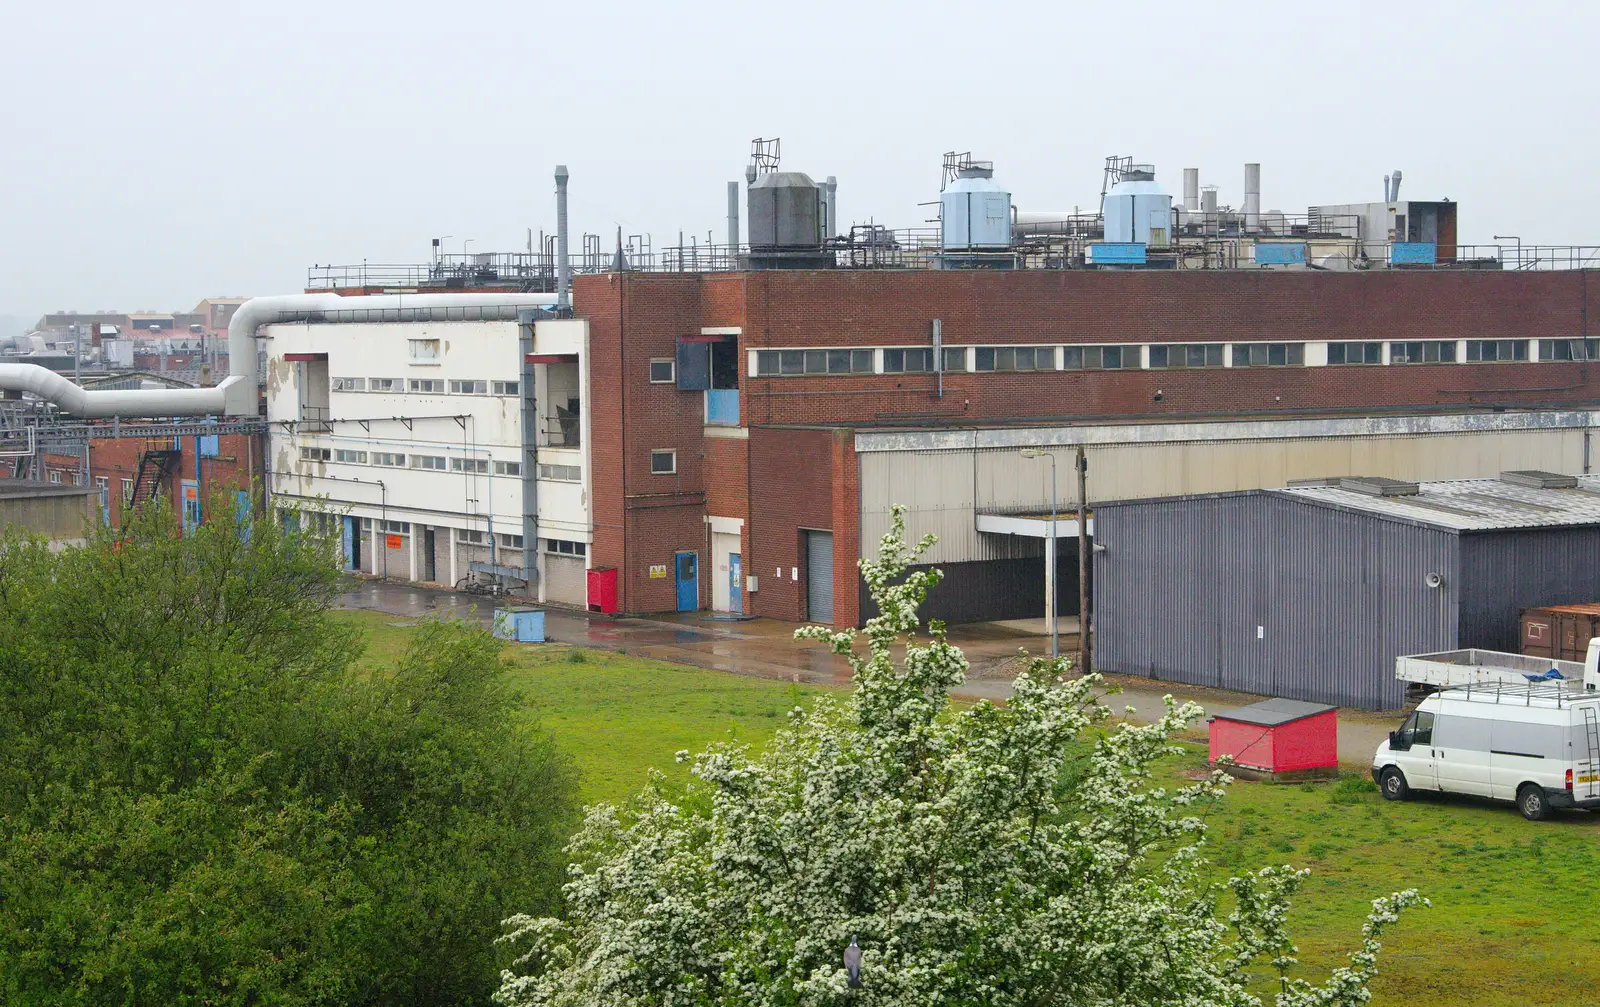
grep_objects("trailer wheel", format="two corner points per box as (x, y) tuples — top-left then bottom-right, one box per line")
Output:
(1517, 784), (1549, 822)
(1379, 767), (1409, 802)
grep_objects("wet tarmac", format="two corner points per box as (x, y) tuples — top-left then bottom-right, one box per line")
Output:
(337, 578), (1398, 766)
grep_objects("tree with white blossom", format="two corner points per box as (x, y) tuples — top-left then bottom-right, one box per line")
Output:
(497, 506), (1424, 1006)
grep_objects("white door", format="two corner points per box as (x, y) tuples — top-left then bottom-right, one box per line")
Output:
(712, 531), (738, 612)
(1391, 709), (1439, 791)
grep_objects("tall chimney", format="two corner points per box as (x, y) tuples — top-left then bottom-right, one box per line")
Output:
(1243, 162), (1261, 232)
(727, 180), (740, 253)
(555, 165), (570, 312)
(1383, 174), (1391, 201)
(825, 175), (838, 238)
(1389, 169), (1402, 202)
(1183, 168), (1199, 212)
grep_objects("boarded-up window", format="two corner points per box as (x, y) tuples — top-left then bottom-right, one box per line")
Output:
(677, 340), (710, 390)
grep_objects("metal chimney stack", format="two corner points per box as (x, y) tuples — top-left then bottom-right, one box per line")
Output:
(555, 164), (571, 312)
(1389, 169), (1403, 202)
(824, 175), (838, 238)
(727, 180), (740, 255)
(1183, 168), (1200, 212)
(1243, 162), (1261, 232)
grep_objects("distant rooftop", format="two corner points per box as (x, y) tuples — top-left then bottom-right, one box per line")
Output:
(1274, 473), (1600, 532)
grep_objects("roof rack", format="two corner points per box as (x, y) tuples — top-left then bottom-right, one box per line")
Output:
(1448, 679), (1600, 707)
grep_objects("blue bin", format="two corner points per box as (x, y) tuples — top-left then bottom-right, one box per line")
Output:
(492, 607), (546, 643)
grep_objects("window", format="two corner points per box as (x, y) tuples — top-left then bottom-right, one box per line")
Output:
(121, 478), (134, 504)
(449, 379), (489, 394)
(649, 358), (675, 383)
(974, 346), (1055, 372)
(538, 463), (581, 481)
(1465, 339), (1529, 362)
(491, 380), (520, 396)
(49, 471), (61, 484)
(1327, 341), (1384, 365)
(544, 538), (587, 557)
(299, 446), (332, 462)
(334, 449), (367, 464)
(493, 460), (521, 476)
(451, 457), (489, 474)
(409, 338), (440, 362)
(95, 475), (108, 489)
(883, 348), (934, 373)
(1230, 342), (1307, 367)
(650, 449), (677, 475)
(381, 520), (410, 533)
(457, 529), (486, 544)
(1062, 345), (1130, 370)
(72, 471), (83, 486)
(372, 452), (406, 467)
(370, 378), (399, 392)
(941, 347), (968, 372)
(1539, 338), (1600, 361)
(408, 378), (442, 393)
(1390, 341), (1458, 364)
(331, 376), (366, 391)
(498, 533), (525, 549)
(755, 348), (873, 376)
(412, 455), (447, 471)
(1149, 344), (1226, 369)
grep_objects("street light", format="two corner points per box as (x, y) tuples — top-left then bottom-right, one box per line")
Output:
(1493, 234), (1522, 270)
(1021, 449), (1059, 660)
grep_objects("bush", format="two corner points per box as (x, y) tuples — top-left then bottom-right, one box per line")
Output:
(0, 495), (579, 1006)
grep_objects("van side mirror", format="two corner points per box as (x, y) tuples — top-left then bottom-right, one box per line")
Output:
(1389, 730), (1404, 750)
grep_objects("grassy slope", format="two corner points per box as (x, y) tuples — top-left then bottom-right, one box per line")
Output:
(337, 610), (1600, 1006)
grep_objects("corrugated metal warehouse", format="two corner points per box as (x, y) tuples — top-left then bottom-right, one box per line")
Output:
(1091, 472), (1600, 709)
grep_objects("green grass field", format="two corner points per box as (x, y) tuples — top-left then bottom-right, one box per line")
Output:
(336, 610), (1600, 1005)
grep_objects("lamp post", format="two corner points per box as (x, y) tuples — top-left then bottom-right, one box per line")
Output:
(1021, 449), (1058, 659)
(1493, 234), (1522, 271)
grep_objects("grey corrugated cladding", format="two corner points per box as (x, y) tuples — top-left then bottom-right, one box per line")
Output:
(1457, 528), (1600, 651)
(1092, 492), (1457, 710)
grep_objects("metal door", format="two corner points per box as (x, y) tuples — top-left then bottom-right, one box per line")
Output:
(675, 552), (698, 612)
(423, 528), (437, 582)
(343, 516), (357, 570)
(806, 530), (834, 624)
(730, 553), (742, 613)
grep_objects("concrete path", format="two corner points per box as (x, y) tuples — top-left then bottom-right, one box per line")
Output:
(338, 578), (1399, 767)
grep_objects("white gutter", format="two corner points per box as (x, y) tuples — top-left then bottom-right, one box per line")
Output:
(0, 291), (560, 418)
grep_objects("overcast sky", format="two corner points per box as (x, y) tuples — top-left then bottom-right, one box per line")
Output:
(0, 1), (1590, 322)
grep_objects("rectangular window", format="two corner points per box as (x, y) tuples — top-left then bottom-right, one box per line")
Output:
(382, 520), (410, 533)
(650, 449), (677, 475)
(941, 347), (968, 372)
(95, 475), (108, 489)
(544, 538), (587, 556)
(1063, 345), (1129, 370)
(49, 471), (61, 484)
(450, 457), (489, 474)
(498, 533), (525, 549)
(649, 359), (675, 383)
(457, 529), (486, 544)
(412, 455), (447, 471)
(974, 346), (1055, 372)
(408, 338), (440, 363)
(121, 478), (134, 504)
(1150, 344), (1225, 369)
(1538, 338), (1599, 362)
(334, 449), (367, 464)
(491, 380), (519, 396)
(1391, 341), (1459, 364)
(538, 463), (581, 481)
(372, 452), (407, 467)
(1230, 343), (1307, 367)
(332, 376), (367, 391)
(299, 446), (331, 462)
(1327, 341), (1385, 365)
(408, 378), (442, 393)
(369, 378), (399, 392)
(883, 348), (934, 373)
(493, 460), (521, 476)
(449, 379), (488, 394)
(1464, 339), (1529, 362)
(756, 348), (873, 376)
(72, 471), (83, 486)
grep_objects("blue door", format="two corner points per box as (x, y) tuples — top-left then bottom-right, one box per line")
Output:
(675, 551), (698, 612)
(729, 553), (742, 613)
(343, 516), (357, 570)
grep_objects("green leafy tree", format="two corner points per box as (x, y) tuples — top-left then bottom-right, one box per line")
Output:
(0, 494), (578, 1005)
(497, 507), (1423, 1006)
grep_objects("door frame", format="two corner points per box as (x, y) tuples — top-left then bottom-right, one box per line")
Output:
(674, 550), (699, 612)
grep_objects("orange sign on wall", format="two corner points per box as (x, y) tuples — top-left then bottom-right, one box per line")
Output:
(386, 534), (403, 550)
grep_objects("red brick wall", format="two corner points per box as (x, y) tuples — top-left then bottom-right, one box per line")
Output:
(830, 428), (861, 629)
(87, 433), (263, 528)
(748, 427), (836, 622)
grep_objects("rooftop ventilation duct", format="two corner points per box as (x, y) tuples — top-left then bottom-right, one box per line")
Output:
(1338, 475), (1420, 497)
(1500, 470), (1579, 490)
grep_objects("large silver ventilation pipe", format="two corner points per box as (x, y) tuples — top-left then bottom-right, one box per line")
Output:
(1183, 168), (1199, 212)
(555, 164), (571, 312)
(0, 291), (559, 418)
(1389, 169), (1402, 202)
(824, 175), (838, 238)
(1243, 162), (1261, 232)
(727, 180), (740, 251)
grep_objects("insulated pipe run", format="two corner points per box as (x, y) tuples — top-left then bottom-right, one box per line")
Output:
(555, 164), (571, 312)
(0, 291), (559, 417)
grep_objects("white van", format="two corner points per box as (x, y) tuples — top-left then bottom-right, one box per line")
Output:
(1372, 684), (1600, 820)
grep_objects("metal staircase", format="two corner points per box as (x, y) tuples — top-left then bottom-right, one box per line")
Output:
(130, 440), (181, 509)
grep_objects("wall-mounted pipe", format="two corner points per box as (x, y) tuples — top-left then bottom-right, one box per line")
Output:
(555, 164), (571, 312)
(0, 291), (559, 418)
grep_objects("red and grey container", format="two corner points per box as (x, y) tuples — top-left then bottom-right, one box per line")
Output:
(1208, 698), (1338, 781)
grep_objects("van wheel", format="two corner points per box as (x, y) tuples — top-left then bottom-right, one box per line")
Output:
(1518, 784), (1550, 822)
(1380, 768), (1409, 801)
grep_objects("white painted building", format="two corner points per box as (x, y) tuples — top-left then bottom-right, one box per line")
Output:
(264, 314), (594, 606)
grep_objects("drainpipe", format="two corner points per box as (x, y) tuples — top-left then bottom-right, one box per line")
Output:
(520, 312), (540, 595)
(555, 165), (571, 313)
